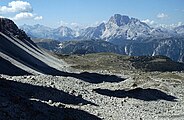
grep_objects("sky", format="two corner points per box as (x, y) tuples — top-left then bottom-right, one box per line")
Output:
(0, 0), (184, 28)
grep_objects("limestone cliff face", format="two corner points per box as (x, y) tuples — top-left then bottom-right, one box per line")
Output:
(123, 37), (184, 62)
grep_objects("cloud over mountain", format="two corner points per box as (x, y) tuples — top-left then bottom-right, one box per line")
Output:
(0, 0), (42, 21)
(157, 13), (168, 19)
(142, 19), (155, 26)
(0, 1), (33, 13)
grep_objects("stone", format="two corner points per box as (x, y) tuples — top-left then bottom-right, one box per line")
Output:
(48, 100), (53, 104)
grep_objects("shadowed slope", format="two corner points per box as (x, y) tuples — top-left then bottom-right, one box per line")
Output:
(94, 88), (177, 101)
(0, 78), (101, 120)
(0, 18), (67, 75)
(0, 56), (30, 75)
(65, 72), (125, 83)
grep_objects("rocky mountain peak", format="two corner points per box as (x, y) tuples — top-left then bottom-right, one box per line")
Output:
(108, 14), (130, 26)
(0, 18), (37, 47)
(0, 18), (19, 33)
(57, 26), (72, 31)
(0, 18), (30, 41)
(55, 26), (75, 37)
(96, 22), (106, 31)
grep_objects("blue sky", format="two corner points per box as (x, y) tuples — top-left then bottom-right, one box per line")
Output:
(0, 0), (184, 28)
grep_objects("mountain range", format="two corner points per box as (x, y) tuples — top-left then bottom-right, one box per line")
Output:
(20, 14), (183, 41)
(20, 14), (184, 62)
(20, 24), (78, 41)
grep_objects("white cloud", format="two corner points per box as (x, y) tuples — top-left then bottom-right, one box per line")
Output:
(142, 19), (155, 25)
(102, 20), (107, 23)
(0, 1), (43, 21)
(34, 16), (43, 20)
(157, 22), (183, 29)
(175, 9), (184, 13)
(71, 22), (79, 27)
(157, 13), (168, 19)
(0, 1), (33, 14)
(95, 21), (100, 25)
(89, 20), (106, 27)
(94, 21), (106, 25)
(12, 12), (43, 21)
(70, 22), (87, 30)
(170, 22), (183, 27)
(13, 12), (34, 20)
(59, 20), (68, 26)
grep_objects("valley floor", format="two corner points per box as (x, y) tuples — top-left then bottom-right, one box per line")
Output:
(0, 69), (184, 120)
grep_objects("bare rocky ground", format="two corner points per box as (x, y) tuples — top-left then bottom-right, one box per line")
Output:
(1, 69), (184, 120)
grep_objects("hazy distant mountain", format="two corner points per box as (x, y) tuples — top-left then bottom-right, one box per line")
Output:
(19, 14), (184, 62)
(20, 24), (54, 39)
(51, 26), (77, 40)
(20, 14), (180, 42)
(21, 14), (183, 42)
(20, 24), (77, 41)
(79, 23), (106, 40)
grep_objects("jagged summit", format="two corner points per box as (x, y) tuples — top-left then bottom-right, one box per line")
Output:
(108, 14), (130, 26)
(0, 18), (16, 31)
(54, 26), (76, 38)
(0, 18), (25, 37)
(107, 14), (150, 28)
(0, 18), (35, 46)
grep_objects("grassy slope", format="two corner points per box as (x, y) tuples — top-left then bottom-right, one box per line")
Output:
(56, 53), (133, 72)
(56, 52), (184, 73)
